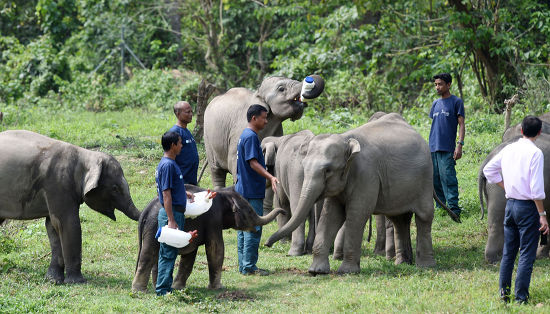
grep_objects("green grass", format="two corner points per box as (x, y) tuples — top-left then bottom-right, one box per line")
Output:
(1, 107), (549, 313)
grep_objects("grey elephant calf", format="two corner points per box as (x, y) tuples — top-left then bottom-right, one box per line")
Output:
(265, 113), (442, 275)
(0, 130), (141, 283)
(132, 185), (283, 291)
(480, 113), (550, 263)
(204, 75), (324, 189)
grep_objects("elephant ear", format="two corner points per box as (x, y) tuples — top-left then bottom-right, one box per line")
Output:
(83, 157), (104, 197)
(341, 138), (361, 181)
(262, 141), (278, 167)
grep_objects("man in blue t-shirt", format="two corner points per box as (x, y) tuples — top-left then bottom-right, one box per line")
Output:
(235, 104), (279, 276)
(429, 73), (466, 218)
(168, 101), (199, 185)
(155, 131), (197, 296)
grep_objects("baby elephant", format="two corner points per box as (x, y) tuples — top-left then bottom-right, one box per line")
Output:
(132, 185), (283, 291)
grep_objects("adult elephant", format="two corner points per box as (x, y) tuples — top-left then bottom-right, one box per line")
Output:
(262, 130), (321, 256)
(203, 75), (324, 189)
(0, 130), (141, 284)
(265, 113), (439, 275)
(479, 114), (550, 263)
(132, 185), (283, 291)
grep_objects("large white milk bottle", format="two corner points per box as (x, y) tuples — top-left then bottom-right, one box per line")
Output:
(157, 227), (192, 248)
(300, 76), (315, 102)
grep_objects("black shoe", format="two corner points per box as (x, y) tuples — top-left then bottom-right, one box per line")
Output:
(514, 298), (528, 305)
(244, 268), (269, 276)
(500, 289), (510, 303)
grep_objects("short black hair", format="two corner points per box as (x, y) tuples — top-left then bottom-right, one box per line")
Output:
(247, 104), (268, 122)
(161, 131), (181, 152)
(433, 73), (452, 84)
(522, 115), (542, 138)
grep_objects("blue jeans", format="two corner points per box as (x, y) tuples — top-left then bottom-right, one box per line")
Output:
(156, 207), (186, 296)
(499, 199), (540, 302)
(432, 151), (460, 212)
(237, 198), (263, 274)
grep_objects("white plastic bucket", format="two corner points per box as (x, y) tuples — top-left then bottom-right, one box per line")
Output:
(157, 226), (192, 248)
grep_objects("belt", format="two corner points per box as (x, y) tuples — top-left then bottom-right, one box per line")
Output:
(172, 204), (186, 213)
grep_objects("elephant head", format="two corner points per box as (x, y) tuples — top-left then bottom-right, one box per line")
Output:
(265, 134), (360, 246)
(256, 75), (324, 122)
(82, 153), (141, 221)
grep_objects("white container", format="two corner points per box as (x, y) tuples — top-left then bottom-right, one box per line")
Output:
(185, 191), (214, 219)
(157, 226), (192, 248)
(300, 76), (315, 102)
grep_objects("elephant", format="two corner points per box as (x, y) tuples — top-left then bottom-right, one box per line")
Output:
(0, 130), (141, 284)
(262, 130), (322, 256)
(131, 185), (283, 291)
(265, 113), (440, 275)
(203, 75), (324, 189)
(479, 114), (550, 264)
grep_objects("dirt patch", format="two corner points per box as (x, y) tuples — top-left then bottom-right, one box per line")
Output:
(278, 267), (309, 275)
(216, 290), (254, 301)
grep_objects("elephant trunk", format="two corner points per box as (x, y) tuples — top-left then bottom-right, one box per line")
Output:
(265, 180), (322, 247)
(253, 207), (286, 226)
(121, 201), (141, 221)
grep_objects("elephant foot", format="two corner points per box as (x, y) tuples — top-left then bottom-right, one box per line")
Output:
(208, 283), (224, 290)
(395, 256), (413, 265)
(536, 245), (550, 259)
(336, 261), (360, 274)
(46, 267), (64, 285)
(485, 252), (502, 265)
(287, 247), (305, 256)
(415, 256), (436, 267)
(308, 258), (330, 276)
(332, 251), (343, 260)
(171, 281), (186, 290)
(131, 282), (148, 292)
(64, 275), (87, 284)
(373, 247), (385, 256)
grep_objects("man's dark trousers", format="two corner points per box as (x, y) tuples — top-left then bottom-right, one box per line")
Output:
(499, 199), (540, 302)
(432, 151), (460, 213)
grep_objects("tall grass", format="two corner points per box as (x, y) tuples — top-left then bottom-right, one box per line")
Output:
(1, 107), (548, 313)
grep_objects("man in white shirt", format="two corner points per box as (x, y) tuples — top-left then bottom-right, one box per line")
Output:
(483, 115), (548, 304)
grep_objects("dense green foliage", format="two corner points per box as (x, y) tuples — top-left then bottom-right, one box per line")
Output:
(1, 108), (550, 312)
(1, 0), (549, 113)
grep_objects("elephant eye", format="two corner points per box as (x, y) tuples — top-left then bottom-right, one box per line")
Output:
(278, 86), (285, 92)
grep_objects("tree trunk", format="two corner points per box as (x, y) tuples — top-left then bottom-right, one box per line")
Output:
(193, 79), (216, 143)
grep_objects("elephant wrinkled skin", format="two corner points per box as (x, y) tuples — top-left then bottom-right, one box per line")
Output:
(131, 185), (283, 291)
(203, 76), (323, 189)
(0, 130), (141, 284)
(265, 113), (438, 275)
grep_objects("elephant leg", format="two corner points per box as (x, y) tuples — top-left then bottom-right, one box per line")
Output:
(45, 217), (64, 284)
(275, 197), (290, 244)
(263, 187), (274, 214)
(485, 188), (506, 264)
(152, 262), (158, 288)
(205, 234), (225, 290)
(210, 166), (228, 190)
(373, 215), (386, 256)
(131, 236), (159, 292)
(332, 225), (344, 260)
(338, 204), (370, 274)
(310, 198), (344, 275)
(172, 248), (198, 290)
(288, 222), (307, 256)
(385, 216), (396, 260)
(414, 208), (436, 267)
(537, 235), (550, 259)
(54, 211), (86, 284)
(305, 208), (316, 254)
(389, 213), (413, 265)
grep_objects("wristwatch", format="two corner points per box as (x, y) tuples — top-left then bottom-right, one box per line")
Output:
(457, 140), (464, 146)
(540, 211), (547, 216)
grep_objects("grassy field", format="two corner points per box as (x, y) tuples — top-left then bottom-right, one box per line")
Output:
(1, 107), (550, 313)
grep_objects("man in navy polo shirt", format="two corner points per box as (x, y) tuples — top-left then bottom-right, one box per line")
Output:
(168, 101), (199, 185)
(155, 131), (197, 296)
(429, 73), (466, 218)
(235, 104), (279, 276)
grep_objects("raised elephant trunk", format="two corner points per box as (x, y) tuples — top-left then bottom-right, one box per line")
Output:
(265, 180), (322, 247)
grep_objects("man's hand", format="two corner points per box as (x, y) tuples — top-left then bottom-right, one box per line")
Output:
(270, 176), (280, 193)
(167, 219), (178, 229)
(188, 230), (199, 243)
(453, 145), (463, 160)
(206, 189), (217, 199)
(540, 215), (549, 235)
(186, 191), (195, 203)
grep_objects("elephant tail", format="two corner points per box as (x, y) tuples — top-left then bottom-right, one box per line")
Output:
(197, 160), (209, 186)
(367, 215), (373, 243)
(433, 191), (461, 223)
(478, 171), (488, 220)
